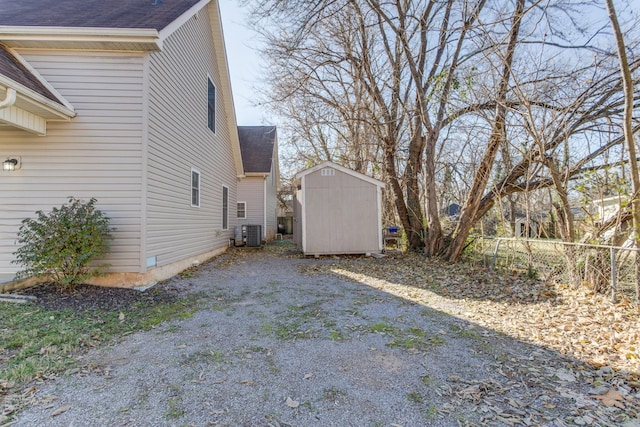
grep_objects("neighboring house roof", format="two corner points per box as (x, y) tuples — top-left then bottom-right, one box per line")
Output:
(295, 161), (385, 188)
(0, 0), (201, 30)
(238, 126), (277, 174)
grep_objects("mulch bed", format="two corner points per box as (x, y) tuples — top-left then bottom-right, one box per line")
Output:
(14, 283), (181, 313)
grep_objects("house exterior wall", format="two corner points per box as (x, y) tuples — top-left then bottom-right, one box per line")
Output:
(0, 50), (146, 281)
(145, 5), (237, 268)
(301, 167), (381, 255)
(237, 177), (264, 232)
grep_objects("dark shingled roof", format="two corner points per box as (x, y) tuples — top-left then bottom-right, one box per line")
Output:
(238, 126), (277, 174)
(0, 44), (61, 104)
(0, 0), (201, 30)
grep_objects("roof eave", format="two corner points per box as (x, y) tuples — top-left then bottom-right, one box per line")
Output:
(0, 26), (162, 51)
(208, 2), (244, 178)
(0, 77), (75, 119)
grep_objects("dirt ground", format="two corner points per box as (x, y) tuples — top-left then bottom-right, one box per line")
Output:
(5, 243), (640, 426)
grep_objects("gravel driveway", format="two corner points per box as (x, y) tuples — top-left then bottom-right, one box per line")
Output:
(11, 245), (639, 426)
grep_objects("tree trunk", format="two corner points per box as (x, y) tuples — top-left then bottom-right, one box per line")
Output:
(424, 131), (444, 255)
(405, 130), (426, 249)
(446, 0), (525, 262)
(605, 0), (640, 301)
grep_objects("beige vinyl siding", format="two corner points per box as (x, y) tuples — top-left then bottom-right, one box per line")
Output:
(302, 168), (381, 255)
(145, 6), (237, 267)
(237, 177), (264, 230)
(0, 51), (145, 278)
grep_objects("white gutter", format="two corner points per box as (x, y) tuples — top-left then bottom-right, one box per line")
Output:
(0, 88), (16, 109)
(0, 78), (75, 119)
(0, 27), (162, 51)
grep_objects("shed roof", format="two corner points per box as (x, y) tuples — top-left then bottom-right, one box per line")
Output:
(0, 0), (202, 30)
(295, 161), (385, 188)
(238, 126), (277, 174)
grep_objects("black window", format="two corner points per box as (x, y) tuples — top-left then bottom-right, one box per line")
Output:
(222, 186), (228, 230)
(208, 79), (216, 133)
(191, 170), (200, 207)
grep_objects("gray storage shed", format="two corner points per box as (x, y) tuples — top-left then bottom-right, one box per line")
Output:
(294, 161), (384, 256)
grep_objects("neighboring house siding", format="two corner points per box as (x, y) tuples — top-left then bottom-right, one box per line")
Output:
(145, 6), (237, 268)
(237, 177), (264, 231)
(0, 51), (145, 277)
(293, 189), (302, 248)
(303, 168), (380, 255)
(265, 162), (278, 239)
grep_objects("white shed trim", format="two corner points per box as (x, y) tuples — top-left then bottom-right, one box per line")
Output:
(295, 160), (385, 188)
(300, 175), (307, 253)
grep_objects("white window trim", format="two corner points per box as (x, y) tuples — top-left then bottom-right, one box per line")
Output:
(191, 168), (200, 208)
(237, 201), (247, 219)
(222, 185), (229, 230)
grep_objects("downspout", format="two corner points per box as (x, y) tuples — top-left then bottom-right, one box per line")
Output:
(0, 88), (16, 109)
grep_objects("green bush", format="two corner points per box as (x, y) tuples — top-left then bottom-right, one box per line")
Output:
(13, 197), (112, 289)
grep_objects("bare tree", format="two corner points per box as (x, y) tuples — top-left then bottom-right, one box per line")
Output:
(248, 0), (640, 263)
(446, 0), (526, 261)
(605, 0), (640, 300)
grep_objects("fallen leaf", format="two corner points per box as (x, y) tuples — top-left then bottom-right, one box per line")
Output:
(285, 397), (300, 408)
(51, 405), (72, 416)
(593, 389), (625, 408)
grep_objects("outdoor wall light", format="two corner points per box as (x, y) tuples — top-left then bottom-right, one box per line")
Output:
(3, 157), (20, 171)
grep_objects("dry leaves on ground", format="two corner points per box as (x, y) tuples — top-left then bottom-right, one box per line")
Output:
(299, 253), (640, 424)
(300, 254), (639, 377)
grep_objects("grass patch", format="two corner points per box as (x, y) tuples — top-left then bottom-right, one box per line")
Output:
(449, 324), (483, 340)
(0, 295), (201, 389)
(164, 396), (185, 420)
(421, 374), (433, 386)
(366, 322), (444, 351)
(407, 391), (424, 404)
(328, 330), (349, 341)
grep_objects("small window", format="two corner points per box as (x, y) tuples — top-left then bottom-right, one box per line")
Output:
(222, 186), (229, 230)
(237, 201), (246, 219)
(207, 78), (216, 133)
(321, 168), (335, 176)
(191, 169), (200, 207)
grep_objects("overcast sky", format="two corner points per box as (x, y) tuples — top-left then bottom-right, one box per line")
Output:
(218, 1), (269, 126)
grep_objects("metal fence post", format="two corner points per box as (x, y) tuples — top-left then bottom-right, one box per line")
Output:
(490, 239), (501, 271)
(610, 246), (617, 303)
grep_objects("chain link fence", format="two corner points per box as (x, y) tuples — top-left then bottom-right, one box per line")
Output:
(463, 237), (640, 303)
